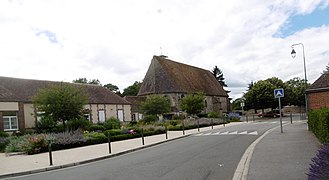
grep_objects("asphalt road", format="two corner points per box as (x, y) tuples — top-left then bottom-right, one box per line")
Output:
(7, 117), (296, 180)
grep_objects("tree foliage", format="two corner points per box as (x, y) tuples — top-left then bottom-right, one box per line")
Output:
(33, 83), (88, 129)
(243, 77), (309, 111)
(103, 83), (120, 94)
(141, 95), (171, 116)
(180, 93), (205, 115)
(212, 66), (227, 87)
(284, 77), (308, 106)
(73, 78), (101, 85)
(122, 81), (142, 96)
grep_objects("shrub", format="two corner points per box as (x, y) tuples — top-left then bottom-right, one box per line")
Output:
(103, 117), (121, 130)
(308, 144), (329, 179)
(172, 114), (185, 120)
(48, 131), (86, 150)
(0, 131), (9, 137)
(168, 120), (180, 126)
(197, 113), (208, 118)
(141, 115), (158, 124)
(5, 136), (30, 153)
(104, 129), (124, 136)
(87, 124), (106, 132)
(36, 117), (57, 133)
(84, 132), (107, 144)
(308, 108), (329, 143)
(21, 134), (48, 154)
(228, 112), (241, 122)
(208, 111), (219, 118)
(0, 137), (10, 152)
(67, 118), (91, 131)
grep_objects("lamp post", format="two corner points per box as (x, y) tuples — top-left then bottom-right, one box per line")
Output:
(291, 43), (308, 117)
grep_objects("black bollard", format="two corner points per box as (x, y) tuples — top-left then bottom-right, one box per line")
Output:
(108, 133), (112, 154)
(141, 128), (145, 145)
(165, 124), (168, 139)
(211, 119), (213, 129)
(48, 140), (53, 166)
(197, 120), (200, 132)
(290, 113), (293, 124)
(183, 121), (185, 135)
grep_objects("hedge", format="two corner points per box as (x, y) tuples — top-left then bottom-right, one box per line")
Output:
(308, 108), (329, 143)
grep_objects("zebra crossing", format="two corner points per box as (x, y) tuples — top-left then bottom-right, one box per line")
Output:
(251, 121), (288, 125)
(194, 130), (258, 136)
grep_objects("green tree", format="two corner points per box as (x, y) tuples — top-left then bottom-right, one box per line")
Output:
(122, 81), (142, 96)
(33, 83), (88, 130)
(140, 95), (171, 117)
(73, 78), (101, 85)
(212, 66), (227, 87)
(284, 77), (309, 106)
(180, 93), (205, 116)
(73, 78), (88, 84)
(244, 80), (276, 111)
(103, 83), (120, 93)
(231, 98), (244, 111)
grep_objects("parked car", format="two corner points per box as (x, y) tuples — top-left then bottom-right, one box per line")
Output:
(258, 110), (283, 118)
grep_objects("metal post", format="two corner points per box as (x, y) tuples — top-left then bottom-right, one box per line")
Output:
(246, 115), (248, 123)
(108, 133), (111, 154)
(211, 119), (213, 129)
(48, 140), (53, 166)
(290, 113), (293, 124)
(141, 128), (145, 145)
(291, 43), (308, 116)
(252, 115), (255, 122)
(182, 121), (185, 135)
(197, 120), (200, 132)
(165, 124), (168, 139)
(279, 97), (283, 133)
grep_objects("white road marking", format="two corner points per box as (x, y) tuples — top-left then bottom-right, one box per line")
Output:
(193, 131), (259, 136)
(229, 131), (238, 135)
(238, 131), (248, 135)
(248, 131), (258, 135)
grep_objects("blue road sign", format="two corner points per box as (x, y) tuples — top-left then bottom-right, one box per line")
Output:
(274, 88), (284, 98)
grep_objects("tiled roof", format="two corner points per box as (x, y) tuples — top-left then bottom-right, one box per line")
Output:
(307, 73), (329, 93)
(138, 56), (228, 97)
(0, 76), (130, 104)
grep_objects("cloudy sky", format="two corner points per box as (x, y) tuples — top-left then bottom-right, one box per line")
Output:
(1, 0), (329, 100)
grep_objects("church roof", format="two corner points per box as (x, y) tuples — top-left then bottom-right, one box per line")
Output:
(138, 56), (228, 97)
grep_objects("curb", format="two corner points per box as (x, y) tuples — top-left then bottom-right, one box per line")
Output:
(0, 134), (191, 179)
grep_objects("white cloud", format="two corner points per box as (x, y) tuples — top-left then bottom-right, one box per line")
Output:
(1, 0), (329, 100)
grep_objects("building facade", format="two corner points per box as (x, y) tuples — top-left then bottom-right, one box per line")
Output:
(0, 76), (131, 132)
(306, 73), (329, 110)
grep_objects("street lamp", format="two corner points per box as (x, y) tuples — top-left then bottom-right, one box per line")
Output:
(291, 43), (308, 117)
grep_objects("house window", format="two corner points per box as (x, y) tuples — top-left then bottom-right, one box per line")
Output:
(3, 115), (18, 131)
(98, 110), (105, 123)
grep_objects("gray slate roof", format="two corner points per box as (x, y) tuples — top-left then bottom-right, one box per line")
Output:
(0, 76), (130, 104)
(138, 56), (228, 97)
(307, 73), (329, 93)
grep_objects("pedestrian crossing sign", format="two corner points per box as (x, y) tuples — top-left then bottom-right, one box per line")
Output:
(274, 88), (284, 98)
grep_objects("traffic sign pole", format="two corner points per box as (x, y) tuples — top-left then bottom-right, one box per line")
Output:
(279, 97), (283, 133)
(274, 88), (284, 133)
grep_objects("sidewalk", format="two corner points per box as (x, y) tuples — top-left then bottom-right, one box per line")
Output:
(247, 121), (321, 180)
(0, 123), (240, 178)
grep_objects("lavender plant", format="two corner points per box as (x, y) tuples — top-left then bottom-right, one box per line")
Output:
(308, 144), (329, 179)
